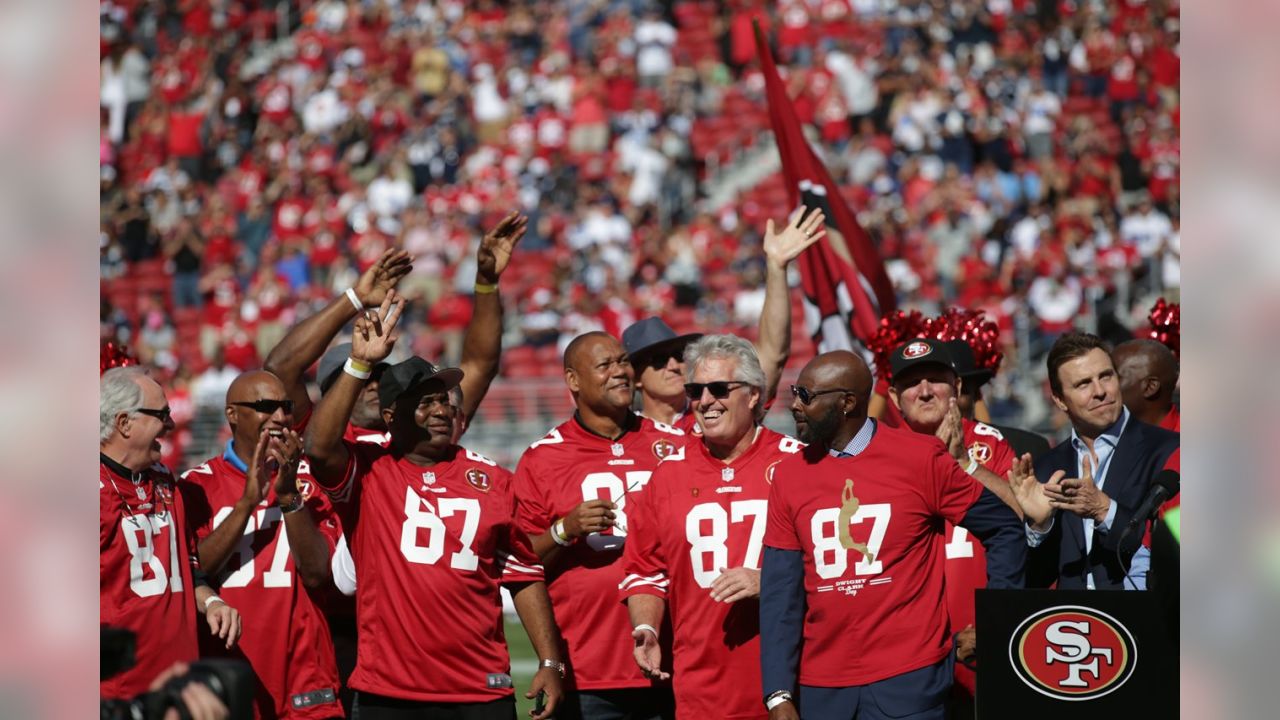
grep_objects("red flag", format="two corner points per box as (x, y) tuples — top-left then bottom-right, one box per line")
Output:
(754, 25), (896, 358)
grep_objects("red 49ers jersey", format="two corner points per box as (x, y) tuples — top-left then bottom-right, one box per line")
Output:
(512, 415), (686, 691)
(943, 419), (1016, 698)
(100, 460), (199, 700)
(179, 454), (343, 720)
(316, 443), (541, 702)
(763, 425), (983, 686)
(621, 428), (802, 720)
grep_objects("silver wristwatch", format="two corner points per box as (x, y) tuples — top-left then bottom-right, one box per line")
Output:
(540, 658), (565, 678)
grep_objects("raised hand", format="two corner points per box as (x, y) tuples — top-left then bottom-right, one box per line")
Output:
(936, 398), (967, 463)
(355, 249), (413, 307)
(632, 626), (670, 681)
(240, 428), (272, 507)
(562, 499), (616, 538)
(351, 290), (406, 365)
(763, 205), (826, 270)
(268, 428), (304, 502)
(476, 212), (528, 285)
(1008, 453), (1055, 529)
(710, 566), (761, 603)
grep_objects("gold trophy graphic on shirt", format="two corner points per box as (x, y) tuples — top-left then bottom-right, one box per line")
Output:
(837, 479), (874, 563)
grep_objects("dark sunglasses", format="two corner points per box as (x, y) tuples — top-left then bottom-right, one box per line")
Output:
(231, 399), (295, 415)
(790, 385), (854, 406)
(684, 381), (748, 400)
(134, 406), (172, 423)
(643, 351), (681, 369)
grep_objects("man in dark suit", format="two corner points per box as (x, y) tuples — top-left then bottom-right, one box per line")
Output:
(1009, 332), (1178, 590)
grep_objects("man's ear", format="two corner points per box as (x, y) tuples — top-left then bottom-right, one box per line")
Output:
(1050, 392), (1068, 413)
(1142, 376), (1161, 401)
(115, 412), (132, 439)
(381, 406), (395, 428)
(565, 368), (580, 394)
(887, 385), (902, 411)
(225, 405), (235, 428)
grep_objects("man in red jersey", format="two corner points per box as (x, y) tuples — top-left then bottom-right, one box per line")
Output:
(304, 293), (564, 720)
(100, 366), (241, 701)
(621, 208), (826, 432)
(1112, 338), (1180, 432)
(760, 351), (1026, 720)
(513, 331), (688, 719)
(621, 335), (805, 720)
(178, 370), (343, 719)
(885, 338), (1019, 716)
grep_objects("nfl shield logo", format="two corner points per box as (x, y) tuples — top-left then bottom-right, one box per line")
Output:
(611, 443), (625, 457)
(423, 472), (437, 486)
(135, 486), (147, 500)
(721, 467), (735, 482)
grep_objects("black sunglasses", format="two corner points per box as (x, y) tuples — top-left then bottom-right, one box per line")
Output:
(231, 399), (295, 415)
(790, 385), (855, 406)
(134, 406), (172, 423)
(684, 381), (748, 400)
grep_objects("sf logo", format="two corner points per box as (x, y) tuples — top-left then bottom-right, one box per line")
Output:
(1011, 606), (1137, 701)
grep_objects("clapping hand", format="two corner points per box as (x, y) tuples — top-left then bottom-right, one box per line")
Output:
(1008, 453), (1055, 529)
(1043, 455), (1111, 523)
(935, 398), (967, 463)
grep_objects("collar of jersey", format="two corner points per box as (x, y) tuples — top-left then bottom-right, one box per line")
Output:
(695, 425), (765, 467)
(100, 452), (145, 483)
(223, 439), (249, 474)
(573, 410), (639, 443)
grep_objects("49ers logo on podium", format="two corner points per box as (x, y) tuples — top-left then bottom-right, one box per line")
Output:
(1010, 606), (1137, 701)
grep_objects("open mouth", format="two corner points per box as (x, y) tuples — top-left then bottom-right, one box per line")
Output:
(267, 428), (284, 439)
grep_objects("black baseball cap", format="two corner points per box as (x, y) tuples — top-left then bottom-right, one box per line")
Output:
(317, 343), (392, 394)
(944, 339), (994, 388)
(889, 338), (956, 382)
(377, 357), (464, 409)
(621, 317), (702, 367)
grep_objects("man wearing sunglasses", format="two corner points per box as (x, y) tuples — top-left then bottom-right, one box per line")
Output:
(177, 370), (344, 719)
(512, 331), (689, 720)
(759, 350), (1026, 720)
(100, 366), (242, 702)
(621, 207), (826, 433)
(304, 293), (565, 720)
(621, 335), (804, 720)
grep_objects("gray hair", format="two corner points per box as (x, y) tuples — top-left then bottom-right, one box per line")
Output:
(683, 334), (767, 420)
(100, 366), (148, 443)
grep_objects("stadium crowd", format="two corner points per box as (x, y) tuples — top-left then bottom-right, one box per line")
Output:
(100, 0), (1180, 718)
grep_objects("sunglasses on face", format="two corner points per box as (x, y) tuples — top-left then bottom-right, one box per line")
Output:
(231, 399), (295, 415)
(644, 352), (680, 370)
(134, 406), (172, 423)
(790, 385), (854, 406)
(683, 381), (748, 400)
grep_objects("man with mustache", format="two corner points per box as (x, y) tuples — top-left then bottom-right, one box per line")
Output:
(178, 370), (343, 719)
(512, 332), (688, 719)
(1009, 332), (1179, 590)
(760, 350), (1026, 720)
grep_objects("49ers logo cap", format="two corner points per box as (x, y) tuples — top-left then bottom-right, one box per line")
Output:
(889, 337), (956, 381)
(1009, 605), (1138, 701)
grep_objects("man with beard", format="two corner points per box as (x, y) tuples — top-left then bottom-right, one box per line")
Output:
(512, 332), (688, 719)
(178, 370), (343, 719)
(621, 208), (826, 432)
(759, 351), (1026, 720)
(620, 335), (803, 719)
(303, 293), (564, 719)
(1009, 332), (1178, 590)
(100, 366), (242, 701)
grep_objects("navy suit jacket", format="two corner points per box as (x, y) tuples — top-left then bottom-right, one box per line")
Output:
(1029, 419), (1179, 590)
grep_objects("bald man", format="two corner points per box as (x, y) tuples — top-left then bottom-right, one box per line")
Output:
(1112, 339), (1180, 431)
(513, 332), (688, 719)
(759, 351), (1026, 720)
(178, 370), (344, 719)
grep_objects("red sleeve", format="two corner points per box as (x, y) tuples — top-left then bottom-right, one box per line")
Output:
(764, 460), (802, 551)
(301, 478), (343, 553)
(498, 477), (545, 584)
(987, 439), (1016, 479)
(176, 477), (215, 541)
(619, 465), (668, 600)
(512, 453), (552, 537)
(932, 446), (985, 525)
(314, 440), (365, 506)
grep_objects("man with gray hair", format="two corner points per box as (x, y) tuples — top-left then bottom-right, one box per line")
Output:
(620, 334), (805, 719)
(100, 366), (242, 701)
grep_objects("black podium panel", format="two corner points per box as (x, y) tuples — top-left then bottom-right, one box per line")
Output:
(975, 590), (1177, 719)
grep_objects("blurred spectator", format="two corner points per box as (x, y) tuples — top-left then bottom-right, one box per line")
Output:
(163, 218), (205, 309)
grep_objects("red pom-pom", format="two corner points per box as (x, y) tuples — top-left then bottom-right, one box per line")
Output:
(101, 342), (139, 375)
(1147, 298), (1180, 358)
(867, 308), (1003, 382)
(866, 310), (927, 379)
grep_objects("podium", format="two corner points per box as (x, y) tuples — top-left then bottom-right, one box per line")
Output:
(974, 590), (1177, 718)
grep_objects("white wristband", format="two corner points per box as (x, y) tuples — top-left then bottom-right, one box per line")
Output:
(345, 288), (364, 312)
(633, 623), (659, 638)
(765, 692), (793, 711)
(551, 519), (572, 546)
(203, 595), (224, 611)
(344, 358), (373, 380)
(963, 457), (979, 476)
